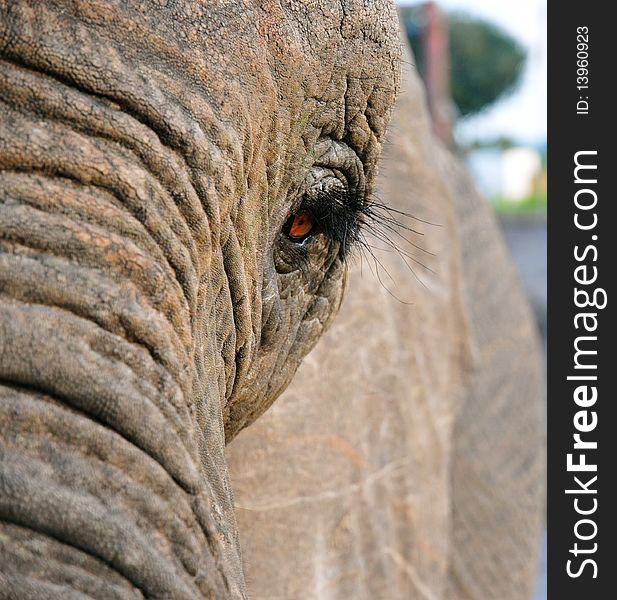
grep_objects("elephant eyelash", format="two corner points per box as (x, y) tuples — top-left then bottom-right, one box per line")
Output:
(283, 187), (372, 257)
(306, 188), (428, 260)
(288, 185), (439, 295)
(303, 187), (365, 257)
(315, 188), (442, 295)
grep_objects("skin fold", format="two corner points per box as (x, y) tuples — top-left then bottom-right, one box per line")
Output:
(227, 30), (545, 600)
(0, 1), (400, 597)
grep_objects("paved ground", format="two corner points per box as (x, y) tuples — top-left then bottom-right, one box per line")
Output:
(532, 533), (547, 600)
(499, 215), (547, 600)
(500, 215), (547, 352)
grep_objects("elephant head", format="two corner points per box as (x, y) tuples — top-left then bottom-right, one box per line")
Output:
(0, 1), (400, 597)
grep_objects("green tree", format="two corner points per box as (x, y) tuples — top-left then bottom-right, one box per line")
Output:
(448, 12), (526, 117)
(403, 9), (526, 119)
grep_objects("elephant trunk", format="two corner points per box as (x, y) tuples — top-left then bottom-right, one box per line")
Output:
(0, 55), (244, 598)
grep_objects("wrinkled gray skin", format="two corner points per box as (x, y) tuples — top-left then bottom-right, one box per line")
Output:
(228, 30), (546, 600)
(0, 1), (400, 598)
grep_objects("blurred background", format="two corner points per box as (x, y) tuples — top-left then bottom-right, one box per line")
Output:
(397, 1), (547, 598)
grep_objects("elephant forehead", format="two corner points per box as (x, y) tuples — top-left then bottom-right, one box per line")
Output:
(6, 0), (399, 203)
(255, 0), (402, 142)
(4, 1), (398, 191)
(163, 0), (401, 184)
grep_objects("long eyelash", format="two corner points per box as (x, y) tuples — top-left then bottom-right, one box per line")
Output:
(311, 188), (436, 259)
(306, 188), (365, 257)
(313, 188), (440, 295)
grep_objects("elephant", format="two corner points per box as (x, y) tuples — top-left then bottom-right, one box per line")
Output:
(226, 24), (546, 600)
(0, 1), (401, 598)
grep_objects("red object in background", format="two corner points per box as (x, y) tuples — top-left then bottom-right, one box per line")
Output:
(421, 2), (452, 143)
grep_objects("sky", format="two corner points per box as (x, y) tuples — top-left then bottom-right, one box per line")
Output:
(398, 0), (547, 146)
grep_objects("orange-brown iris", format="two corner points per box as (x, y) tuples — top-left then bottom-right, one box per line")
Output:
(288, 211), (314, 240)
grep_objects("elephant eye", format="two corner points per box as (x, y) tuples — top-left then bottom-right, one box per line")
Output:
(284, 211), (315, 243)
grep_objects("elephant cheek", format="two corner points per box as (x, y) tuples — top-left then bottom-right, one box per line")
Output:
(258, 272), (283, 351)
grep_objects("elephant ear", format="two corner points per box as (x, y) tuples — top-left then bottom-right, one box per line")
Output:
(443, 153), (546, 600)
